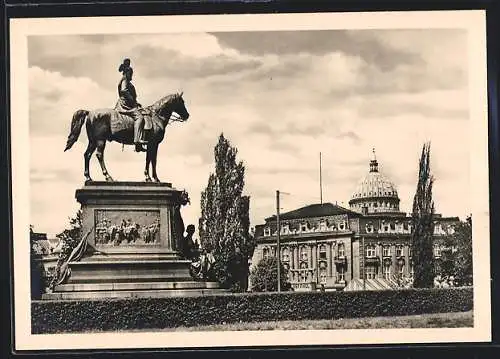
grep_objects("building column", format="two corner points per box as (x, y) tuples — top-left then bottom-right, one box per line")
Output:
(308, 244), (313, 268)
(404, 244), (409, 276)
(391, 243), (397, 276)
(294, 245), (299, 269)
(312, 243), (317, 270)
(378, 242), (384, 278)
(292, 246), (297, 282)
(326, 242), (332, 277)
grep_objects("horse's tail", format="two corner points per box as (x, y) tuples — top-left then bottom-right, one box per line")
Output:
(64, 109), (89, 152)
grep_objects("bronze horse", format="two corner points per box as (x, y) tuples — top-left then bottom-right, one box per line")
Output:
(64, 93), (189, 182)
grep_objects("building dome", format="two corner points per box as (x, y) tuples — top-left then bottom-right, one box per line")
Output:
(349, 149), (401, 214)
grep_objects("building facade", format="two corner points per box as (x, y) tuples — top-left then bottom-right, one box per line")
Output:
(251, 152), (460, 291)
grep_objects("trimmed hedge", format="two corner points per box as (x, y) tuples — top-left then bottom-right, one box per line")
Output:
(31, 287), (473, 333)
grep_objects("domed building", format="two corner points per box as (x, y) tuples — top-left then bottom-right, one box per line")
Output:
(251, 150), (460, 292)
(349, 149), (402, 215)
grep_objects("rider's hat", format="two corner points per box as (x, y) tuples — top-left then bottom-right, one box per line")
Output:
(118, 58), (132, 73)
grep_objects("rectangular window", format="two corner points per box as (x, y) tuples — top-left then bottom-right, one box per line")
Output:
(337, 244), (345, 257)
(366, 246), (376, 258)
(383, 246), (391, 257)
(365, 265), (376, 279)
(320, 269), (327, 284)
(337, 267), (345, 282)
(384, 265), (391, 280)
(434, 245), (442, 257)
(396, 246), (403, 257)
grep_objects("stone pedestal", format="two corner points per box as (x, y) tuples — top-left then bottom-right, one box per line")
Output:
(42, 182), (226, 299)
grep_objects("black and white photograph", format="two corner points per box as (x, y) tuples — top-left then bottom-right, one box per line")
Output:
(10, 10), (491, 350)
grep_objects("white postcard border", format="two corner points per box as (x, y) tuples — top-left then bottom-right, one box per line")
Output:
(10, 10), (491, 350)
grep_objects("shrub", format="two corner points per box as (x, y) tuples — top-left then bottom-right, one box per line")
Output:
(32, 287), (473, 334)
(250, 256), (291, 292)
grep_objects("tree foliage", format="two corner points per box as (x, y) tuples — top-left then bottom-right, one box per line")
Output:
(199, 133), (255, 291)
(411, 142), (435, 288)
(250, 256), (291, 292)
(440, 216), (473, 286)
(30, 225), (45, 299)
(48, 209), (83, 290)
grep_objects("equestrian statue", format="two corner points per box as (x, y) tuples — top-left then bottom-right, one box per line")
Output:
(64, 58), (190, 183)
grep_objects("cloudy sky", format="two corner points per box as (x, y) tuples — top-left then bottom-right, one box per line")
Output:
(28, 29), (470, 237)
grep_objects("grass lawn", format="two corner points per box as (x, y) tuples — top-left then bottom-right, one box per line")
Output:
(116, 310), (473, 332)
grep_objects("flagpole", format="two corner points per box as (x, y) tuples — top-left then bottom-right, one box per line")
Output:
(319, 152), (323, 204)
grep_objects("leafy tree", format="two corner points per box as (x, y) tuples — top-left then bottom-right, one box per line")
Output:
(30, 225), (44, 299)
(48, 209), (83, 290)
(440, 216), (473, 286)
(454, 216), (473, 285)
(411, 142), (435, 288)
(199, 133), (255, 292)
(250, 256), (291, 292)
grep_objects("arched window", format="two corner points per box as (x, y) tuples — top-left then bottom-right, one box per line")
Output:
(282, 247), (290, 263)
(263, 227), (271, 236)
(337, 243), (345, 257)
(263, 247), (269, 259)
(300, 246), (308, 262)
(366, 223), (374, 233)
(319, 244), (327, 260)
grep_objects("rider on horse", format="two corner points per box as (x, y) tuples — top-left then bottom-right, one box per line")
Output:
(116, 58), (147, 152)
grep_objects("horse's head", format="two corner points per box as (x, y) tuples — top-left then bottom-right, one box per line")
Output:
(156, 92), (190, 122)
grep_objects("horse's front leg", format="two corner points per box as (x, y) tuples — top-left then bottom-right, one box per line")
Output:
(84, 141), (96, 183)
(144, 145), (152, 182)
(151, 143), (160, 182)
(95, 140), (113, 181)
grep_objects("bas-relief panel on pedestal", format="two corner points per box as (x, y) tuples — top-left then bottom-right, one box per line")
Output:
(94, 209), (161, 246)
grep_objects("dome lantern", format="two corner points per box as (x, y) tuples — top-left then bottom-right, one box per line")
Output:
(369, 148), (379, 173)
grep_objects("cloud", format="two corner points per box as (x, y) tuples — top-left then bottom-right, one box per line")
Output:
(28, 29), (472, 237)
(212, 30), (422, 70)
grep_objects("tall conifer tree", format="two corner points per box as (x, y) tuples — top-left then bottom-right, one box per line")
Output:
(199, 133), (255, 291)
(411, 142), (436, 288)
